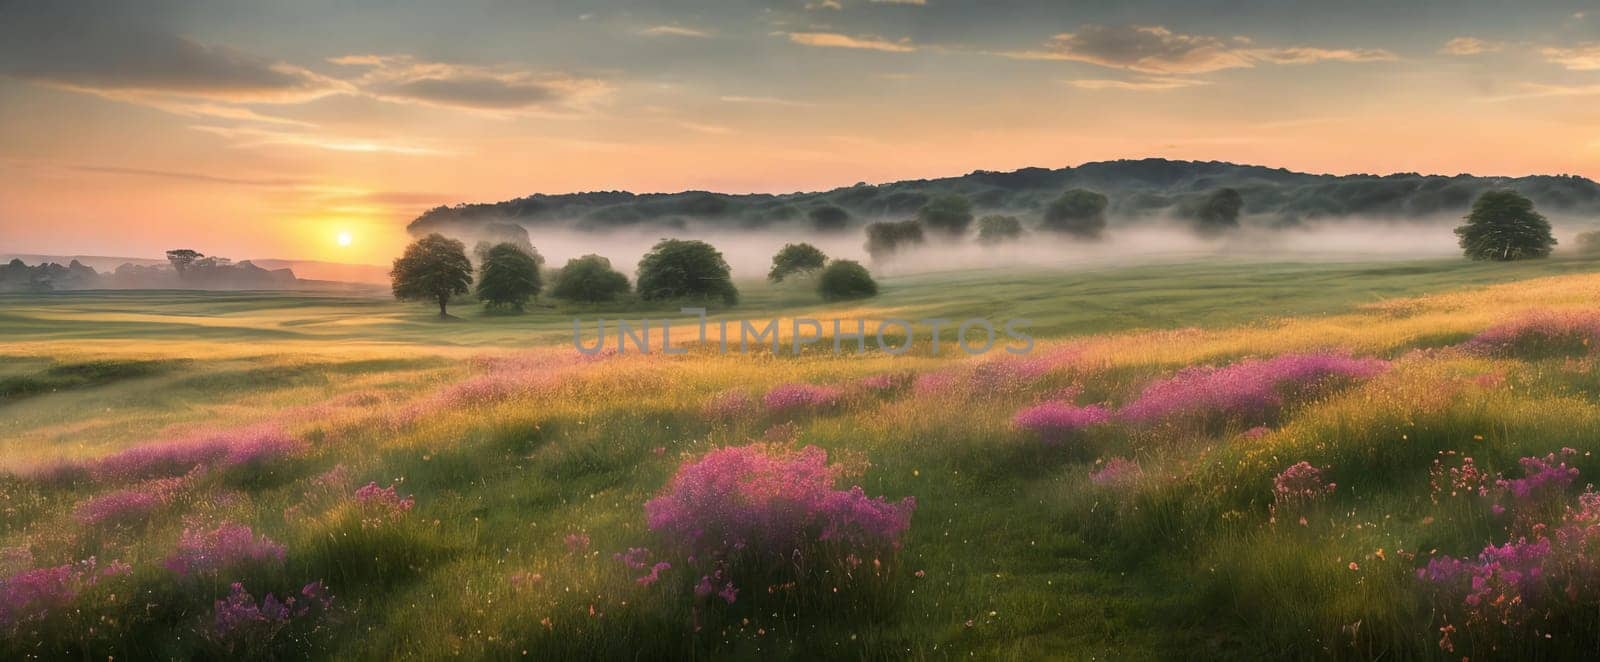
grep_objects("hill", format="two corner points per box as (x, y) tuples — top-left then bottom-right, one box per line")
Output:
(406, 158), (1600, 238)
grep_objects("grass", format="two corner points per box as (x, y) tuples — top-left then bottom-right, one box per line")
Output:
(2, 255), (1600, 659)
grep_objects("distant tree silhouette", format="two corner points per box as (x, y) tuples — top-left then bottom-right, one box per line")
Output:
(1455, 190), (1556, 261)
(391, 233), (473, 318)
(808, 205), (850, 233)
(1041, 189), (1108, 239)
(636, 239), (739, 305)
(917, 194), (974, 237)
(768, 243), (827, 282)
(551, 254), (630, 303)
(1575, 230), (1600, 255)
(1194, 188), (1243, 236)
(476, 242), (543, 311)
(165, 249), (203, 277)
(864, 220), (926, 261)
(817, 260), (878, 301)
(976, 215), (1025, 245)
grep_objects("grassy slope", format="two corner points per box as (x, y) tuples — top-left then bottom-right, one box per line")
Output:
(1, 256), (1599, 660)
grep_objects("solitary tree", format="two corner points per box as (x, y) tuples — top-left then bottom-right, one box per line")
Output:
(1041, 189), (1108, 239)
(768, 243), (828, 282)
(551, 254), (630, 303)
(976, 215), (1025, 245)
(391, 233), (473, 318)
(1193, 188), (1243, 236)
(475, 242), (543, 311)
(917, 193), (974, 237)
(864, 220), (926, 261)
(808, 205), (850, 233)
(165, 249), (204, 277)
(817, 260), (878, 301)
(1455, 190), (1556, 261)
(636, 239), (739, 305)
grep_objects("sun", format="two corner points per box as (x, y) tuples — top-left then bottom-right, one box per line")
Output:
(336, 231), (353, 247)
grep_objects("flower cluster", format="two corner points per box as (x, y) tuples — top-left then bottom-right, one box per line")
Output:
(205, 581), (333, 655)
(74, 470), (201, 528)
(1118, 353), (1388, 425)
(762, 383), (843, 414)
(1011, 402), (1110, 444)
(32, 426), (303, 486)
(614, 548), (672, 586)
(1461, 309), (1600, 358)
(1272, 462), (1337, 512)
(165, 522), (286, 577)
(0, 557), (129, 632)
(1429, 452), (1493, 503)
(353, 482), (415, 527)
(642, 444), (915, 604)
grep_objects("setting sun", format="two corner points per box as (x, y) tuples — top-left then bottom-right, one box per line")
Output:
(336, 231), (353, 247)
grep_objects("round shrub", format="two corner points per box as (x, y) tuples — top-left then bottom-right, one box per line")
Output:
(816, 260), (878, 302)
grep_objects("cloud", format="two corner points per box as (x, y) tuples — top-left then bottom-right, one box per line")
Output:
(805, 0), (843, 8)
(999, 25), (1393, 74)
(331, 54), (611, 113)
(1483, 81), (1600, 101)
(640, 25), (714, 38)
(191, 125), (448, 156)
(1541, 44), (1600, 71)
(71, 165), (308, 188)
(783, 32), (916, 52)
(720, 95), (816, 107)
(1439, 37), (1503, 56)
(1065, 76), (1209, 91)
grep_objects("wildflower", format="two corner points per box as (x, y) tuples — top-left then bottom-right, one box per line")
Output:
(1461, 310), (1600, 358)
(1089, 458), (1141, 487)
(165, 522), (286, 577)
(564, 533), (591, 554)
(353, 482), (415, 526)
(1271, 462), (1336, 516)
(703, 389), (756, 419)
(205, 581), (332, 655)
(762, 383), (843, 414)
(1119, 353), (1387, 425)
(1011, 402), (1110, 444)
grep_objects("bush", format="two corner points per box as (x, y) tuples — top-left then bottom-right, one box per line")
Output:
(1192, 188), (1244, 237)
(1041, 189), (1107, 239)
(768, 243), (827, 283)
(976, 215), (1024, 245)
(816, 260), (878, 301)
(916, 194), (973, 237)
(863, 220), (925, 261)
(808, 205), (850, 233)
(635, 239), (738, 305)
(550, 254), (630, 303)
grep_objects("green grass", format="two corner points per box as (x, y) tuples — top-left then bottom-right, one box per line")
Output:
(3, 255), (1600, 660)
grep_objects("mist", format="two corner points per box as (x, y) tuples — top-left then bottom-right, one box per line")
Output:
(506, 215), (1595, 284)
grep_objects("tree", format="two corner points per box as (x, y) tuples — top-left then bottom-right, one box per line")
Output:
(551, 254), (630, 303)
(165, 249), (203, 277)
(636, 239), (739, 305)
(864, 220), (926, 261)
(1041, 189), (1108, 239)
(475, 242), (543, 311)
(1575, 230), (1600, 255)
(817, 260), (878, 301)
(808, 205), (850, 233)
(1455, 190), (1556, 261)
(1193, 188), (1243, 236)
(976, 215), (1024, 245)
(917, 194), (974, 237)
(391, 233), (473, 318)
(768, 243), (828, 283)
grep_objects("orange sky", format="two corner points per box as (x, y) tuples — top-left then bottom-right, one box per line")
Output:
(2, 2), (1598, 264)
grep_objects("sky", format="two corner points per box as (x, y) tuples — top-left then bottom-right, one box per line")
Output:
(2, 0), (1599, 264)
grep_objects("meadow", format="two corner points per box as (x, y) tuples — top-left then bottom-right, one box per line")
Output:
(4, 255), (1600, 659)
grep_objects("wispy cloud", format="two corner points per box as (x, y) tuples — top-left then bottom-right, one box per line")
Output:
(191, 125), (449, 156)
(71, 165), (308, 188)
(1483, 81), (1600, 101)
(805, 0), (843, 8)
(720, 95), (816, 107)
(782, 32), (916, 53)
(640, 25), (714, 38)
(1541, 44), (1600, 71)
(330, 54), (611, 113)
(1065, 76), (1209, 91)
(999, 25), (1393, 74)
(1439, 37), (1503, 56)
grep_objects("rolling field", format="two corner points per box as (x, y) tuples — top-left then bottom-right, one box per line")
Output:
(5, 256), (1600, 659)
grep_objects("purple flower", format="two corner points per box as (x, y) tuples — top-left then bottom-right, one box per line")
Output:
(1461, 310), (1600, 358)
(1119, 353), (1387, 425)
(762, 383), (843, 414)
(1011, 402), (1110, 443)
(1272, 462), (1336, 509)
(205, 580), (332, 654)
(165, 523), (286, 577)
(1089, 458), (1142, 487)
(353, 482), (415, 526)
(703, 389), (756, 419)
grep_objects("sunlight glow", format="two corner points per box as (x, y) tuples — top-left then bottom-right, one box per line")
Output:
(336, 231), (353, 247)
